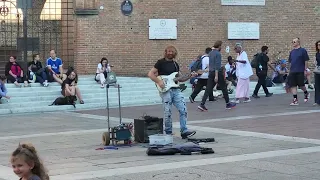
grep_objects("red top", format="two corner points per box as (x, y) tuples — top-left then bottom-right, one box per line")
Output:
(10, 64), (21, 76)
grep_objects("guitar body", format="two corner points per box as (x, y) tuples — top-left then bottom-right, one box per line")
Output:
(156, 72), (180, 93)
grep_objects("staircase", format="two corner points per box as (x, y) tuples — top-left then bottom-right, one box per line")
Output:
(0, 75), (303, 115)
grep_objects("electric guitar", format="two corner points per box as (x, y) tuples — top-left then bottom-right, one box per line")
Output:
(155, 71), (201, 93)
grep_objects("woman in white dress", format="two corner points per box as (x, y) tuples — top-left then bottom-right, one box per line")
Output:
(234, 44), (253, 103)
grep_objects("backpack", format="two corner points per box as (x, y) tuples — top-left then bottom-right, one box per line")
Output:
(251, 53), (261, 68)
(190, 55), (206, 72)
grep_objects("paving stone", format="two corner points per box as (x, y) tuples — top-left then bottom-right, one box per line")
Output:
(2, 105), (320, 180)
(239, 171), (318, 180)
(115, 167), (238, 180)
(232, 160), (313, 174)
(195, 163), (263, 175)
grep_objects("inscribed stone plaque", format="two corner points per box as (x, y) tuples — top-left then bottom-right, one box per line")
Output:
(221, 0), (265, 6)
(149, 19), (177, 40)
(228, 22), (260, 40)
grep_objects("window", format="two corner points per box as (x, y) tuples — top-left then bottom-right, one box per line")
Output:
(40, 0), (61, 20)
(0, 0), (23, 23)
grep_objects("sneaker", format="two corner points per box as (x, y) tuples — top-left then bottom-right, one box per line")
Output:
(43, 82), (49, 87)
(243, 98), (251, 103)
(232, 99), (240, 104)
(226, 102), (236, 109)
(252, 94), (260, 98)
(308, 84), (314, 90)
(304, 93), (310, 103)
(265, 93), (273, 97)
(290, 98), (299, 106)
(228, 89), (234, 94)
(197, 104), (208, 111)
(181, 131), (196, 139)
(189, 96), (195, 103)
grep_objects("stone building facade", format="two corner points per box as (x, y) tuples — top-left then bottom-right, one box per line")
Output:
(74, 0), (320, 76)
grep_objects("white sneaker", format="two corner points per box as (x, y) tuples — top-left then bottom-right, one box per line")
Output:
(243, 99), (251, 103)
(232, 99), (240, 104)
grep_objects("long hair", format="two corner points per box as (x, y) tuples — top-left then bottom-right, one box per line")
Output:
(316, 40), (320, 53)
(66, 67), (78, 83)
(11, 143), (49, 180)
(100, 57), (108, 65)
(164, 45), (178, 59)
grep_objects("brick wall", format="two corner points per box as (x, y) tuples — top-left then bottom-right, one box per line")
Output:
(73, 0), (320, 76)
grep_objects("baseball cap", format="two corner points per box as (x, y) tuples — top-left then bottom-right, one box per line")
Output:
(280, 59), (287, 64)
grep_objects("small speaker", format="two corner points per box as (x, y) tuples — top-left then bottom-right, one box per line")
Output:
(134, 116), (163, 143)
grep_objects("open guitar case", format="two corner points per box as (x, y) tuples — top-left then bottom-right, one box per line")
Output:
(146, 142), (214, 156)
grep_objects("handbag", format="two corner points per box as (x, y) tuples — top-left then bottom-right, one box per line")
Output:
(314, 66), (320, 74)
(106, 72), (117, 84)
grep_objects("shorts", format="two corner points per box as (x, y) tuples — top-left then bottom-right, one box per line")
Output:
(288, 72), (305, 87)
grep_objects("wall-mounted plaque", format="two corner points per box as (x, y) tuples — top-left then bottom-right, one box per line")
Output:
(221, 0), (265, 6)
(149, 19), (177, 40)
(121, 0), (133, 16)
(228, 22), (260, 40)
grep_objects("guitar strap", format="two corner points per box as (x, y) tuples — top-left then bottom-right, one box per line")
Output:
(173, 61), (178, 72)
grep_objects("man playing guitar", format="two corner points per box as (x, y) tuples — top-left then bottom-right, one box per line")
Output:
(148, 45), (197, 139)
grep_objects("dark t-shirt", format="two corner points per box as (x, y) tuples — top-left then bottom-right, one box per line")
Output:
(256, 53), (269, 73)
(289, 47), (309, 72)
(154, 58), (179, 75)
(28, 61), (43, 73)
(61, 78), (75, 90)
(19, 175), (41, 180)
(316, 52), (320, 66)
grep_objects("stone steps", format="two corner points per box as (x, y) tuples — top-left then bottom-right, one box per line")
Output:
(0, 75), (310, 115)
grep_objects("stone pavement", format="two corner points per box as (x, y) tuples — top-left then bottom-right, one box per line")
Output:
(1, 92), (320, 180)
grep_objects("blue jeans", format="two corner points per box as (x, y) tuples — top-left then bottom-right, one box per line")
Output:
(160, 88), (188, 134)
(36, 71), (48, 84)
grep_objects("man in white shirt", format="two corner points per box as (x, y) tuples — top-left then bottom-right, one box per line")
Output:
(189, 48), (215, 102)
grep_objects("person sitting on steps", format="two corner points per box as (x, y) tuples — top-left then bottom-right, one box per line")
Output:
(28, 54), (49, 87)
(61, 68), (84, 104)
(5, 56), (31, 88)
(95, 57), (111, 88)
(225, 56), (237, 94)
(0, 75), (10, 104)
(46, 49), (65, 85)
(272, 59), (289, 88)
